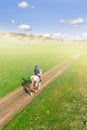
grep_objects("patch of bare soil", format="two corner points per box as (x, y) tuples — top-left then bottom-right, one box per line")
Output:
(0, 55), (79, 129)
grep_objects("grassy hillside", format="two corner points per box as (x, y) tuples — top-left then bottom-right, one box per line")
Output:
(3, 54), (87, 130)
(0, 37), (81, 98)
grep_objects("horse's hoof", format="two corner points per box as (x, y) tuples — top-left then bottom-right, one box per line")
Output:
(83, 120), (87, 125)
(34, 90), (37, 93)
(30, 93), (33, 96)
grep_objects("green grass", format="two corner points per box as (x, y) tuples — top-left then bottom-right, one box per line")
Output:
(3, 54), (87, 130)
(0, 37), (82, 98)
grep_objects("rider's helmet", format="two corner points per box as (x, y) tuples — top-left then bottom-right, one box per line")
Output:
(35, 65), (38, 68)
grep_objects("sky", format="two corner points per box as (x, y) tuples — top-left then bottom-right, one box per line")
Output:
(0, 0), (87, 40)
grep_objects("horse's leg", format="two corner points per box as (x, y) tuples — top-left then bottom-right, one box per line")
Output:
(24, 86), (32, 95)
(29, 81), (37, 93)
(38, 82), (41, 90)
(34, 81), (41, 91)
(33, 81), (39, 92)
(26, 83), (33, 96)
(28, 87), (33, 96)
(31, 81), (37, 93)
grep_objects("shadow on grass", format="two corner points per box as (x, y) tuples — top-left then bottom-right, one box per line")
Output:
(21, 77), (30, 94)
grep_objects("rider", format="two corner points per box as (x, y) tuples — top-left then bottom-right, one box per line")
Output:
(34, 65), (39, 75)
(34, 65), (42, 82)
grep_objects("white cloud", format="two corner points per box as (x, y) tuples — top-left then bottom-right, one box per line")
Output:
(68, 18), (85, 25)
(17, 24), (31, 30)
(51, 33), (62, 39)
(51, 33), (85, 40)
(42, 32), (87, 40)
(73, 35), (81, 40)
(58, 18), (85, 26)
(11, 20), (16, 24)
(82, 33), (87, 37)
(58, 19), (67, 24)
(18, 1), (29, 8)
(43, 33), (51, 37)
(18, 1), (35, 9)
(82, 33), (87, 40)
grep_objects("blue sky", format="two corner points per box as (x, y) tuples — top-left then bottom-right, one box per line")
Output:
(0, 0), (87, 39)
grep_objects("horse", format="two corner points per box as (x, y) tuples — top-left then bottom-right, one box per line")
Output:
(26, 69), (42, 95)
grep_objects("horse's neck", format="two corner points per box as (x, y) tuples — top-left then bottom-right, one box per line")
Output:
(39, 70), (42, 76)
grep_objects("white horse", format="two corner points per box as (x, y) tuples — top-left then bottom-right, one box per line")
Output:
(27, 69), (42, 95)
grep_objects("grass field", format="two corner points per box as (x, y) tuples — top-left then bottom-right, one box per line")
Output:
(0, 37), (81, 98)
(3, 53), (87, 130)
(1, 36), (87, 129)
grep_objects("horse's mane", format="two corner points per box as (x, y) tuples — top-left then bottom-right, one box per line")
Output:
(39, 69), (42, 75)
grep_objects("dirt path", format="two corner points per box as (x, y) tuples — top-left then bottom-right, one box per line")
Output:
(0, 55), (80, 129)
